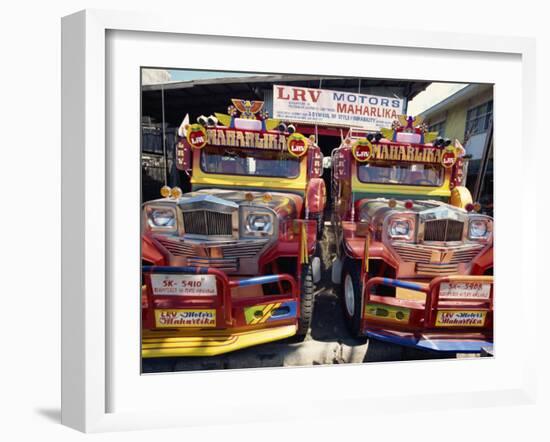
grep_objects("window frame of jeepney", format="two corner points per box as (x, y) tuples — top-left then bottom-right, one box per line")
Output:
(61, 9), (538, 433)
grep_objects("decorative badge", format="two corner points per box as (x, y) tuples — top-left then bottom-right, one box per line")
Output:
(287, 133), (309, 157)
(352, 138), (373, 162)
(186, 123), (207, 149)
(441, 146), (458, 168)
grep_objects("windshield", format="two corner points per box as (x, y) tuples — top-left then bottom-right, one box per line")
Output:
(357, 161), (445, 187)
(200, 146), (301, 178)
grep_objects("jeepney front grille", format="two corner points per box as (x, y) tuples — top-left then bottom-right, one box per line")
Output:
(155, 237), (267, 260)
(415, 263), (459, 276)
(423, 219), (464, 242)
(182, 210), (232, 236)
(186, 257), (238, 272)
(392, 243), (484, 265)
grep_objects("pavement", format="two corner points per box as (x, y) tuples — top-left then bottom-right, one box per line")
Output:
(142, 225), (462, 373)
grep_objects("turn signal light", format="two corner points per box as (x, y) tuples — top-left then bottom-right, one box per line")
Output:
(170, 186), (183, 199)
(465, 202), (481, 212)
(160, 185), (171, 198)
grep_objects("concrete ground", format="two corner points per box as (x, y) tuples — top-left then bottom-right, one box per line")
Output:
(142, 225), (473, 373)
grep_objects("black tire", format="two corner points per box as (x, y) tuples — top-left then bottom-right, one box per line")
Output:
(340, 258), (363, 337)
(295, 263), (315, 340)
(310, 212), (324, 238)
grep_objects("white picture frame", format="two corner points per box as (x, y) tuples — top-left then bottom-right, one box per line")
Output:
(61, 9), (538, 433)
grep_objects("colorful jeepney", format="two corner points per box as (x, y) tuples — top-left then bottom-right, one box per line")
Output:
(141, 100), (326, 357)
(331, 116), (493, 353)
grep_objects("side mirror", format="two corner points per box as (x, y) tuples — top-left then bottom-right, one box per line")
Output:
(322, 157), (332, 169)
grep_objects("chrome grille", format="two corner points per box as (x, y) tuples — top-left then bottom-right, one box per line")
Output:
(156, 237), (267, 258)
(186, 257), (238, 272)
(182, 210), (232, 236)
(423, 219), (464, 242)
(392, 243), (484, 264)
(416, 263), (459, 276)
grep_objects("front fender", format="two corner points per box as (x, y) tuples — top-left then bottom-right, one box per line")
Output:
(142, 234), (166, 265)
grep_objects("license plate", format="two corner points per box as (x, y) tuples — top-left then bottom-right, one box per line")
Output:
(435, 310), (486, 327)
(155, 309), (216, 328)
(150, 274), (217, 296)
(439, 282), (491, 300)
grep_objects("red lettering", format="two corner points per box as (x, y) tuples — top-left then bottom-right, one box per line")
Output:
(293, 88), (307, 101)
(308, 90), (321, 103)
(276, 86), (290, 100)
(336, 103), (347, 113)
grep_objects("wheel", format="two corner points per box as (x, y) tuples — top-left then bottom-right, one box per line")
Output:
(340, 258), (363, 336)
(294, 263), (315, 340)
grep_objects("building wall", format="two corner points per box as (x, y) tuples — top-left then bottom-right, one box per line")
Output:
(424, 85), (493, 143)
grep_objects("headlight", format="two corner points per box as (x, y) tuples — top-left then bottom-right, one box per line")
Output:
(245, 213), (273, 234)
(389, 220), (410, 236)
(468, 217), (492, 241)
(241, 207), (275, 237)
(387, 217), (415, 241)
(146, 206), (176, 230)
(247, 214), (272, 232)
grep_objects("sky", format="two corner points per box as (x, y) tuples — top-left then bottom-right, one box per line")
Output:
(142, 68), (467, 115)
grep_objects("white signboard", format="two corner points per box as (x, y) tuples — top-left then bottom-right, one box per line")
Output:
(151, 274), (217, 296)
(439, 282), (491, 300)
(272, 84), (405, 131)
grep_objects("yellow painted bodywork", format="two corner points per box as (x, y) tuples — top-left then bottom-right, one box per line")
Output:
(396, 286), (427, 301)
(142, 324), (297, 358)
(191, 149), (307, 192)
(450, 186), (473, 208)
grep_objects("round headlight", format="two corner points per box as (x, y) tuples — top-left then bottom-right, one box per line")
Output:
(389, 220), (410, 237)
(149, 208), (176, 228)
(469, 219), (488, 238)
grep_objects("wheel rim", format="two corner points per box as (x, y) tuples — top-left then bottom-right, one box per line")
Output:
(344, 274), (355, 317)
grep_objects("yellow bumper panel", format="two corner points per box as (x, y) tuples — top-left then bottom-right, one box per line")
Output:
(142, 325), (297, 358)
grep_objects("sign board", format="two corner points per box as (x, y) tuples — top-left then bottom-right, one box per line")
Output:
(273, 85), (405, 131)
(439, 282), (491, 300)
(151, 274), (217, 296)
(155, 309), (217, 328)
(435, 310), (486, 327)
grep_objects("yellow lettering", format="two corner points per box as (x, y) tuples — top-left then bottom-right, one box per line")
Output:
(372, 144), (382, 160)
(207, 129), (217, 144)
(216, 130), (226, 146)
(381, 145), (389, 160)
(226, 130), (236, 147)
(245, 132), (255, 148)
(236, 131), (245, 148)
